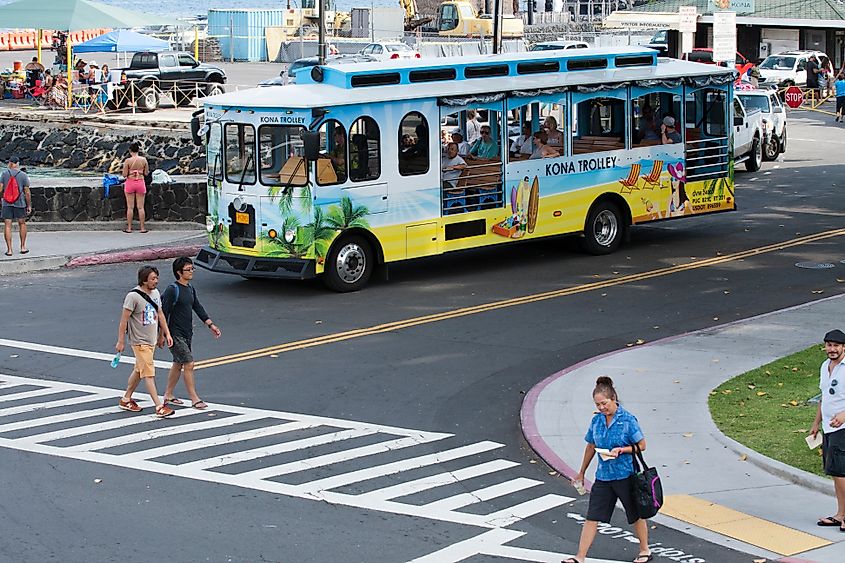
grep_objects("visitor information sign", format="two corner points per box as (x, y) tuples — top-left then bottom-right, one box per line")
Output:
(712, 10), (737, 63)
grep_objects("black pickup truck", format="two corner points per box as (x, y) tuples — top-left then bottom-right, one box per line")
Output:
(117, 51), (226, 112)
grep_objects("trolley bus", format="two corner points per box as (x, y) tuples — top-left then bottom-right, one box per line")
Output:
(192, 46), (737, 291)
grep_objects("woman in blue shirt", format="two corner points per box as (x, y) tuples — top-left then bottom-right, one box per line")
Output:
(564, 377), (652, 563)
(835, 73), (845, 123)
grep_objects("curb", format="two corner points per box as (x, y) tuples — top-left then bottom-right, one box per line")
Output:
(25, 222), (206, 232)
(66, 244), (205, 268)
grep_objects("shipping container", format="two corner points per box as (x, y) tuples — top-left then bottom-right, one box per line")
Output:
(208, 9), (286, 62)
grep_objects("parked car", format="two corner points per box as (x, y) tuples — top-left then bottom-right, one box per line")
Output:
(259, 54), (377, 86)
(757, 50), (831, 88)
(736, 88), (787, 161)
(732, 94), (764, 172)
(530, 40), (590, 52)
(683, 48), (754, 77)
(646, 29), (668, 55)
(118, 51), (226, 112)
(358, 42), (421, 60)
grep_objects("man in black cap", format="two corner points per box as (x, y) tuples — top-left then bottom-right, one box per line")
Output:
(1, 156), (31, 256)
(812, 328), (845, 529)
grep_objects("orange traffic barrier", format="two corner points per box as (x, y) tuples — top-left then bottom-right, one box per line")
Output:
(0, 33), (9, 51)
(39, 31), (53, 49)
(69, 30), (83, 44)
(20, 31), (36, 50)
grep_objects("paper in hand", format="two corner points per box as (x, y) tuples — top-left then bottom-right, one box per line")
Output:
(595, 447), (616, 461)
(805, 433), (822, 450)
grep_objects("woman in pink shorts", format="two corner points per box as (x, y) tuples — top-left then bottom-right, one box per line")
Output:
(121, 142), (150, 233)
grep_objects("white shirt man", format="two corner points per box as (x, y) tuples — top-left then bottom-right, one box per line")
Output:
(441, 142), (467, 189)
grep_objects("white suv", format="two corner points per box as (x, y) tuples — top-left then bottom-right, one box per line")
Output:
(736, 89), (787, 161)
(758, 50), (831, 88)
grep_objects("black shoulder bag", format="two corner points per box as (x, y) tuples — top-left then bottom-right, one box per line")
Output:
(132, 289), (161, 313)
(629, 443), (663, 520)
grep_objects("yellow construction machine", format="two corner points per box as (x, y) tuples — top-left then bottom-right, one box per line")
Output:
(404, 0), (524, 38)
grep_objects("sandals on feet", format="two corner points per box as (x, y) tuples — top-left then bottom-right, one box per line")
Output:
(118, 398), (142, 412)
(139, 229), (149, 233)
(4, 251), (11, 256)
(20, 249), (28, 254)
(562, 558), (582, 563)
(164, 397), (184, 405)
(634, 554), (654, 563)
(122, 229), (132, 233)
(192, 400), (208, 410)
(155, 405), (175, 418)
(818, 516), (843, 527)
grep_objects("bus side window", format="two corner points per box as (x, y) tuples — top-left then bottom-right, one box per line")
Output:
(399, 111), (430, 176)
(317, 119), (347, 185)
(350, 116), (380, 182)
(572, 97), (625, 154)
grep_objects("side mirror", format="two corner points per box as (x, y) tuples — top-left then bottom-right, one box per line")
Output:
(190, 109), (205, 146)
(773, 106), (784, 113)
(733, 115), (744, 127)
(302, 130), (320, 160)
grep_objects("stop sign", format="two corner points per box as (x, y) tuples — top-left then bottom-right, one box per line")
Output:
(784, 86), (804, 109)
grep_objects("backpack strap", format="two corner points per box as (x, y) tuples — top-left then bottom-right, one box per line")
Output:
(131, 289), (161, 313)
(170, 283), (180, 303)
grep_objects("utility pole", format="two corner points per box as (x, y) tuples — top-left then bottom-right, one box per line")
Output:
(492, 0), (503, 54)
(318, 0), (326, 64)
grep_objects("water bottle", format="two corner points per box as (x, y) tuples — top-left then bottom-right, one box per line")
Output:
(110, 352), (121, 369)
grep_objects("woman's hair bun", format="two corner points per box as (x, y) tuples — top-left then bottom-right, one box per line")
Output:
(596, 376), (614, 386)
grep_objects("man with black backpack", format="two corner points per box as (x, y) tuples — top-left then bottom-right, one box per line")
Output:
(1, 156), (31, 256)
(161, 257), (221, 410)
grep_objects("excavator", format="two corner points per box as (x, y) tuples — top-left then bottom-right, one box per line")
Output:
(403, 0), (524, 38)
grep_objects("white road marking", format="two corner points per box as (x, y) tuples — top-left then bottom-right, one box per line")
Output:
(408, 528), (627, 563)
(0, 338), (172, 369)
(0, 373), (576, 561)
(362, 459), (519, 501)
(0, 387), (70, 402)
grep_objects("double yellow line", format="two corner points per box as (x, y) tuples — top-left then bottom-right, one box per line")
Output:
(194, 228), (845, 370)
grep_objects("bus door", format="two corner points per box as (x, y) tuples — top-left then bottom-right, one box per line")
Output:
(222, 122), (258, 249)
(439, 101), (505, 217)
(684, 87), (729, 182)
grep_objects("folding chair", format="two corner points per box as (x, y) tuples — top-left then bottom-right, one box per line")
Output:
(640, 160), (664, 189)
(618, 163), (641, 193)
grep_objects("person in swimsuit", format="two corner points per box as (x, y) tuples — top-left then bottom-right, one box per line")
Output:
(121, 142), (150, 233)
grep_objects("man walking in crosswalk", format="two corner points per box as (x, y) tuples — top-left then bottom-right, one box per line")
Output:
(161, 257), (221, 410)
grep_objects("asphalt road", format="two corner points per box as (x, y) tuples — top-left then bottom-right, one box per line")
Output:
(1, 114), (843, 563)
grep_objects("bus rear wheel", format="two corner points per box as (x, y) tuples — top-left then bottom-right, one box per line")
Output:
(323, 235), (373, 292)
(580, 201), (624, 255)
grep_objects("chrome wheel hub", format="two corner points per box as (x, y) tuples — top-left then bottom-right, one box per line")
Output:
(593, 210), (618, 247)
(335, 243), (366, 284)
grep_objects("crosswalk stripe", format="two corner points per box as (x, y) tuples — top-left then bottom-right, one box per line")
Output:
(481, 493), (576, 528)
(239, 434), (445, 481)
(362, 459), (520, 501)
(0, 393), (111, 417)
(0, 405), (117, 434)
(18, 407), (207, 444)
(293, 441), (505, 494)
(67, 413), (266, 452)
(179, 427), (379, 470)
(123, 420), (315, 461)
(422, 477), (546, 512)
(0, 387), (74, 403)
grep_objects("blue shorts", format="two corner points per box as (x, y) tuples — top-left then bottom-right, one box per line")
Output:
(1, 206), (26, 220)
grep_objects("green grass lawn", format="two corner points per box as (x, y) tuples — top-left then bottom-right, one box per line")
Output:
(708, 345), (828, 478)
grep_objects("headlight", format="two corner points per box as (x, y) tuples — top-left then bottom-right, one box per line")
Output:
(284, 229), (296, 243)
(205, 216), (215, 232)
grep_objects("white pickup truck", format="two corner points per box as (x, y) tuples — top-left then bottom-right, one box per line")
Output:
(732, 95), (764, 172)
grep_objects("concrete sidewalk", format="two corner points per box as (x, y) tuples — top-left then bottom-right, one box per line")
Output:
(0, 222), (206, 276)
(522, 295), (845, 563)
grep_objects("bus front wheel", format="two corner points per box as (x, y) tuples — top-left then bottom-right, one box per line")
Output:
(323, 235), (373, 292)
(581, 201), (625, 255)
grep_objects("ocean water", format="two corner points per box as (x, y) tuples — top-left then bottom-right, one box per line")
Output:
(0, 0), (399, 20)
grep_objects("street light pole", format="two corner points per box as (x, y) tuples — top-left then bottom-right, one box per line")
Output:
(318, 0), (326, 64)
(492, 0), (502, 54)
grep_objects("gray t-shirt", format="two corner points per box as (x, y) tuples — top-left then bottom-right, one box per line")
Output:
(441, 155), (466, 188)
(122, 287), (162, 346)
(0, 168), (30, 208)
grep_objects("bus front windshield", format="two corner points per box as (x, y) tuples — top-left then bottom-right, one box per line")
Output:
(222, 122), (308, 187)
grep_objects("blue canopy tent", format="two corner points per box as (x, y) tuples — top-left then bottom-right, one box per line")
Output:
(73, 29), (170, 53)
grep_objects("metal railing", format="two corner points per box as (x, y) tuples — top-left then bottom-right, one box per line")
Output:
(685, 136), (729, 181)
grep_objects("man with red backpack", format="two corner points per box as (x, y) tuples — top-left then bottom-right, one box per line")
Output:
(1, 156), (31, 256)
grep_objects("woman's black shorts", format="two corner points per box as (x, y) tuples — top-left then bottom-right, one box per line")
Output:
(837, 96), (845, 114)
(823, 429), (845, 477)
(586, 477), (639, 524)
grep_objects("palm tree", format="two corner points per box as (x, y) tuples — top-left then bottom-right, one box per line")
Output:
(325, 196), (370, 230)
(267, 178), (312, 215)
(309, 205), (337, 260)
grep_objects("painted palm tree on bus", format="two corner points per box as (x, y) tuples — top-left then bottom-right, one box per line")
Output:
(326, 196), (370, 230)
(260, 215), (311, 258)
(267, 182), (312, 215)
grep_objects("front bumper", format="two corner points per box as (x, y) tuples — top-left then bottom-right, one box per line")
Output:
(195, 247), (316, 280)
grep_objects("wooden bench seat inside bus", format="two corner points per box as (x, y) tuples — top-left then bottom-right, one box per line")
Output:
(573, 135), (625, 154)
(457, 161), (502, 189)
(277, 156), (338, 185)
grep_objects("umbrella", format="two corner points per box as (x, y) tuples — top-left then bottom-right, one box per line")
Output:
(0, 0), (177, 30)
(73, 29), (170, 53)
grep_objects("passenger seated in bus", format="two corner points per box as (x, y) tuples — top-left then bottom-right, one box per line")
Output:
(639, 104), (660, 142)
(325, 129), (348, 181)
(349, 134), (369, 180)
(661, 116), (681, 144)
(468, 126), (499, 160)
(543, 116), (563, 146)
(510, 123), (534, 158)
(441, 142), (468, 214)
(530, 131), (559, 159)
(451, 131), (470, 157)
